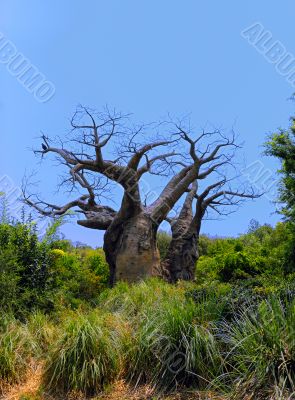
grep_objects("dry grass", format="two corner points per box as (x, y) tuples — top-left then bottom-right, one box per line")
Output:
(96, 380), (224, 400)
(1, 369), (224, 400)
(1, 360), (43, 400)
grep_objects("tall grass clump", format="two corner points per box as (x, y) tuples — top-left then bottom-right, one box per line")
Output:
(115, 282), (223, 392)
(100, 278), (190, 318)
(27, 311), (57, 356)
(154, 298), (222, 391)
(221, 295), (295, 399)
(0, 316), (33, 384)
(43, 311), (119, 395)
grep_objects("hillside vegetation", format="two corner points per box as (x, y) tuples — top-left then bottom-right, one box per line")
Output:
(0, 211), (294, 399)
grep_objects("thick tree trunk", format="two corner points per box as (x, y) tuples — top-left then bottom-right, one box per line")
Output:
(161, 232), (199, 282)
(103, 212), (160, 285)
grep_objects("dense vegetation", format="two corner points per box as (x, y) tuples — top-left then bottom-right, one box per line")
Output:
(0, 206), (294, 399)
(0, 215), (110, 318)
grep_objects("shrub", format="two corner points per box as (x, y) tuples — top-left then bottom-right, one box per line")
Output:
(0, 222), (55, 315)
(84, 249), (110, 286)
(218, 251), (264, 282)
(0, 248), (21, 313)
(51, 249), (109, 309)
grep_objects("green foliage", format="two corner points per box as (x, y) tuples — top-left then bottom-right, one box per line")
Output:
(0, 277), (295, 398)
(196, 221), (295, 284)
(157, 230), (171, 260)
(198, 234), (213, 257)
(126, 303), (221, 391)
(50, 247), (109, 309)
(0, 214), (294, 398)
(0, 221), (54, 315)
(0, 247), (21, 312)
(0, 218), (110, 316)
(265, 118), (295, 222)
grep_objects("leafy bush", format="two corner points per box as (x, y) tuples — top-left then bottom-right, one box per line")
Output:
(218, 250), (264, 282)
(196, 222), (295, 285)
(0, 217), (110, 315)
(0, 222), (55, 315)
(0, 248), (21, 312)
(50, 249), (109, 309)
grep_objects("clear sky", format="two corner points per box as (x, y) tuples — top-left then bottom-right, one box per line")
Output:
(1, 1), (295, 247)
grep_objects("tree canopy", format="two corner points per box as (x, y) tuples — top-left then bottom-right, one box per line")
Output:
(265, 115), (295, 222)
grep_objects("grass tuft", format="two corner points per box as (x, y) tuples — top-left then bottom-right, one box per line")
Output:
(0, 315), (33, 384)
(220, 295), (295, 398)
(43, 311), (120, 395)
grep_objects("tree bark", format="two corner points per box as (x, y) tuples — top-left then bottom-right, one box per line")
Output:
(104, 212), (160, 285)
(161, 183), (202, 283)
(161, 231), (200, 282)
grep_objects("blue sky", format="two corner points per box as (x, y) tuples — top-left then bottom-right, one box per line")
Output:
(1, 1), (295, 246)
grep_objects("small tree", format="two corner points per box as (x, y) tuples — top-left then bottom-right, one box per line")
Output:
(265, 117), (295, 223)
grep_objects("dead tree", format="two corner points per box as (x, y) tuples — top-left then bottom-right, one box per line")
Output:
(162, 177), (261, 282)
(23, 107), (241, 285)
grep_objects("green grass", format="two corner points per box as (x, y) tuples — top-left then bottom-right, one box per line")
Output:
(0, 316), (33, 384)
(27, 311), (57, 356)
(220, 295), (295, 399)
(1, 279), (294, 400)
(43, 311), (120, 395)
(100, 279), (223, 392)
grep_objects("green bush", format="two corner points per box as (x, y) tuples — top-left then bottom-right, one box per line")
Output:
(83, 249), (110, 286)
(0, 222), (55, 315)
(0, 248), (21, 312)
(50, 249), (109, 309)
(0, 218), (111, 316)
(196, 222), (295, 285)
(219, 251), (261, 282)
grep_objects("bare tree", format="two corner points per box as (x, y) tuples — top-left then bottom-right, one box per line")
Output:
(23, 107), (242, 285)
(161, 176), (261, 283)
